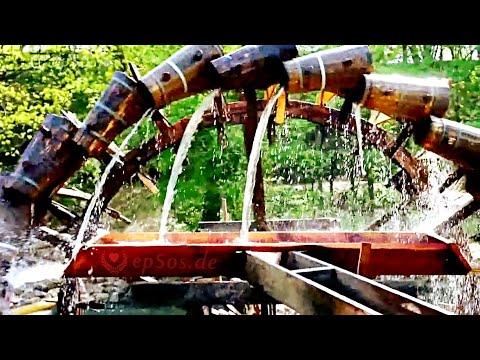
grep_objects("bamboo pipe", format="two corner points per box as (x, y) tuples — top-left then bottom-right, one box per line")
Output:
(141, 45), (224, 108)
(414, 116), (480, 171)
(210, 45), (298, 90)
(73, 71), (154, 158)
(283, 45), (373, 97)
(3, 114), (86, 202)
(359, 74), (450, 121)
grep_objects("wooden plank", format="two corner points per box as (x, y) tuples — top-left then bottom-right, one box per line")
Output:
(434, 197), (479, 235)
(56, 187), (91, 201)
(54, 188), (132, 224)
(285, 252), (452, 315)
(244, 251), (380, 315)
(65, 245), (243, 278)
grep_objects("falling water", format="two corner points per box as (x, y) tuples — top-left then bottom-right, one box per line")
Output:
(239, 87), (285, 243)
(158, 93), (215, 242)
(71, 114), (149, 259)
(353, 103), (366, 177)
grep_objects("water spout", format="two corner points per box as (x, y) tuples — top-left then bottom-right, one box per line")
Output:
(239, 87), (285, 243)
(353, 103), (366, 177)
(71, 113), (149, 259)
(158, 93), (216, 242)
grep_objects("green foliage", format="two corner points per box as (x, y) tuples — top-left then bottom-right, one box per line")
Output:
(0, 45), (126, 171)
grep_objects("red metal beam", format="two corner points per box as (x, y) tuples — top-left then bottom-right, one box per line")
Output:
(63, 231), (470, 278)
(97, 230), (432, 244)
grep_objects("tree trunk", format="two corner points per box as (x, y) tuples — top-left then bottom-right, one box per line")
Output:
(402, 45), (408, 63)
(409, 45), (421, 63)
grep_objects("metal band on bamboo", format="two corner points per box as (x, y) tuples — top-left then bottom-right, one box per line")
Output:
(315, 53), (326, 93)
(165, 59), (189, 94)
(79, 125), (111, 147)
(112, 76), (134, 92)
(95, 102), (128, 127)
(17, 175), (40, 190)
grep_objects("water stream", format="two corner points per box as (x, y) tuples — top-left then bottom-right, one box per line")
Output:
(353, 103), (366, 177)
(239, 87), (285, 243)
(71, 114), (149, 259)
(158, 93), (215, 242)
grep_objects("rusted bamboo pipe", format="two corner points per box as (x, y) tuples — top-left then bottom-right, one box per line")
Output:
(283, 45), (373, 96)
(414, 116), (480, 171)
(210, 45), (298, 90)
(141, 45), (224, 109)
(3, 114), (86, 203)
(359, 74), (450, 121)
(73, 71), (154, 159)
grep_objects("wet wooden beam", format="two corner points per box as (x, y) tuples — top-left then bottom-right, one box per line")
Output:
(56, 187), (91, 201)
(434, 198), (480, 235)
(244, 251), (379, 315)
(47, 200), (78, 224)
(30, 226), (73, 248)
(284, 252), (451, 315)
(54, 188), (131, 224)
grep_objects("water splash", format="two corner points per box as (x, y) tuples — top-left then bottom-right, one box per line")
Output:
(158, 93), (215, 242)
(411, 153), (461, 231)
(72, 114), (149, 259)
(239, 87), (285, 243)
(5, 262), (65, 289)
